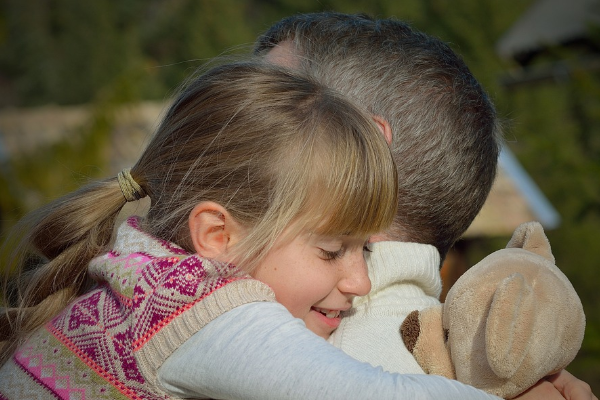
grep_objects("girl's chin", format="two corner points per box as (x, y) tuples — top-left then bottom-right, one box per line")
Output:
(304, 309), (342, 339)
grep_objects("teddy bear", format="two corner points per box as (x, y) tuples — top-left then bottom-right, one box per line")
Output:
(400, 221), (586, 399)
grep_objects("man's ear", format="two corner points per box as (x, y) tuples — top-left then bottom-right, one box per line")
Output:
(372, 115), (393, 145)
(188, 201), (244, 261)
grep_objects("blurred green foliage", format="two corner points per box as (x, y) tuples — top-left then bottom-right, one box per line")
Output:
(0, 0), (599, 392)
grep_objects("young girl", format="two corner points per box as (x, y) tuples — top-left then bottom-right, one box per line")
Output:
(0, 62), (502, 400)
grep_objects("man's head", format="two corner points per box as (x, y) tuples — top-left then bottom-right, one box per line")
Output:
(255, 12), (501, 259)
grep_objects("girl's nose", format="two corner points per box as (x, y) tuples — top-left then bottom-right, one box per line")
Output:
(338, 251), (371, 297)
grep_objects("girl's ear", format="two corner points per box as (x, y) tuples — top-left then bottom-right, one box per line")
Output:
(188, 201), (244, 261)
(372, 115), (393, 145)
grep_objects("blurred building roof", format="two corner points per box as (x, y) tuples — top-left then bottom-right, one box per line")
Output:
(464, 146), (560, 237)
(497, 0), (600, 88)
(497, 0), (600, 64)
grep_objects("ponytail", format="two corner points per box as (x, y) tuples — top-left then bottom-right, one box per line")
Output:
(0, 174), (142, 364)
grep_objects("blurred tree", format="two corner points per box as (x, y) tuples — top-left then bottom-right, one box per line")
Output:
(0, 0), (146, 106)
(139, 0), (260, 97)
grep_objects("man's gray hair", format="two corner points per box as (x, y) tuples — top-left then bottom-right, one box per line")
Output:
(255, 12), (501, 259)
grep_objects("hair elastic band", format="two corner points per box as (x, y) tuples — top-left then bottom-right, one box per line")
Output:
(117, 168), (146, 202)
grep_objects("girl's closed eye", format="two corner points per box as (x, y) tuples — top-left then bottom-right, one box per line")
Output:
(319, 246), (346, 261)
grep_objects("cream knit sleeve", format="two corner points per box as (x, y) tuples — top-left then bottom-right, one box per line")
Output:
(158, 302), (501, 400)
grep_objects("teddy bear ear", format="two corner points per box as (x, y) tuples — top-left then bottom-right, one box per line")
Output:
(401, 310), (421, 353)
(506, 221), (554, 264)
(485, 272), (535, 379)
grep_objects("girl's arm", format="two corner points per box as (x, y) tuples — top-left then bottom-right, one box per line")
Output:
(158, 302), (501, 400)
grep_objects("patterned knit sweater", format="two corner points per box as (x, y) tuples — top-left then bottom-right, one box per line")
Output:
(0, 217), (275, 400)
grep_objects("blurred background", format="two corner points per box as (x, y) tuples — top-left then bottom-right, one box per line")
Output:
(0, 0), (598, 390)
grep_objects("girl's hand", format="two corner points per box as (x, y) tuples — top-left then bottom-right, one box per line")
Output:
(513, 370), (597, 400)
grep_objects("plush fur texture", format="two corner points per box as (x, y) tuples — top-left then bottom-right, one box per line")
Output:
(400, 222), (585, 398)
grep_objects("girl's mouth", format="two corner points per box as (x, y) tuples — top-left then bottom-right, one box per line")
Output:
(311, 307), (340, 319)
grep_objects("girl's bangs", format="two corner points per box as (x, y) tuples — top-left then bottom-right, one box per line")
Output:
(228, 88), (398, 271)
(297, 129), (397, 239)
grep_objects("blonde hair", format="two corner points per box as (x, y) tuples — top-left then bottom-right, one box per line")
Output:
(0, 61), (397, 361)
